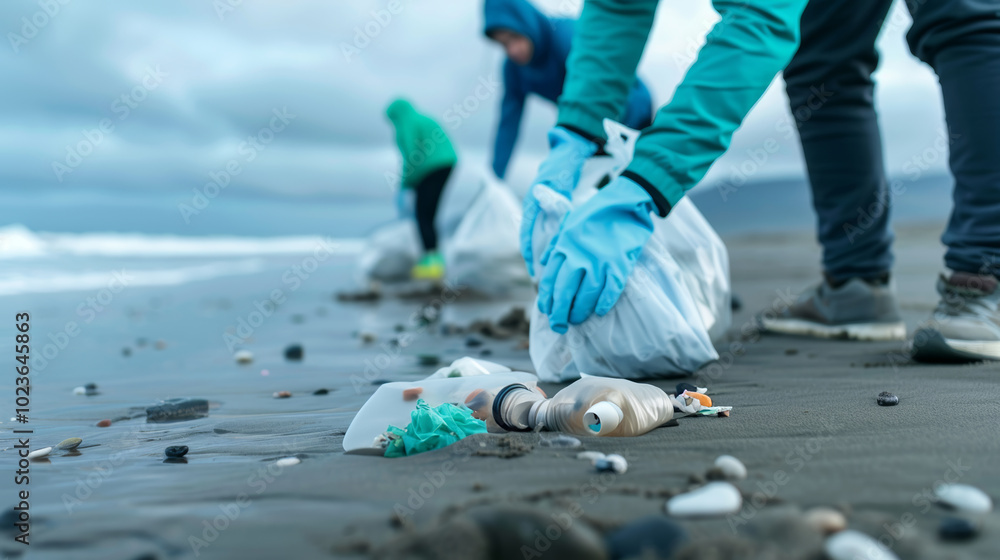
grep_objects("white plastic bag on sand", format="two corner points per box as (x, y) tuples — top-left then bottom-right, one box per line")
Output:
(424, 357), (513, 379)
(529, 120), (731, 381)
(356, 219), (421, 285)
(442, 174), (531, 296)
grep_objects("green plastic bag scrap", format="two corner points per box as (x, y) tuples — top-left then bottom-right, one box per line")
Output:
(383, 399), (487, 458)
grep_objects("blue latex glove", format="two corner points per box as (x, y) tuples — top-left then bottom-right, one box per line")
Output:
(538, 177), (656, 333)
(520, 127), (596, 276)
(395, 188), (415, 220)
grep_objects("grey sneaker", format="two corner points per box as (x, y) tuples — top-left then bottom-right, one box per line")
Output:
(910, 272), (1000, 363)
(758, 274), (906, 341)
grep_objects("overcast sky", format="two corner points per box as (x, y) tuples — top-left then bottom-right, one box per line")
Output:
(1, 0), (949, 204)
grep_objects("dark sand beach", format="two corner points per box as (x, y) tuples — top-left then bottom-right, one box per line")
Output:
(3, 221), (998, 560)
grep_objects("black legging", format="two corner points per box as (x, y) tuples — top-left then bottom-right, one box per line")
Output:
(414, 165), (453, 252)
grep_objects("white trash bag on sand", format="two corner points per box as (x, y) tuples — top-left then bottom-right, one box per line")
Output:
(529, 120), (731, 381)
(356, 220), (421, 285)
(441, 174), (531, 296)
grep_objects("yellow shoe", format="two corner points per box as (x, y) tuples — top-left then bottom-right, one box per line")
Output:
(412, 251), (444, 281)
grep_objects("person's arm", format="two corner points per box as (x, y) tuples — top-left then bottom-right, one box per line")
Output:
(492, 63), (526, 179)
(395, 122), (415, 188)
(559, 0), (808, 217)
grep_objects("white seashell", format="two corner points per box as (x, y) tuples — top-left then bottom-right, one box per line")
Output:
(935, 483), (993, 513)
(576, 451), (606, 464)
(714, 455), (747, 480)
(803, 507), (847, 535)
(666, 482), (742, 517)
(72, 386), (87, 395)
(275, 457), (300, 467)
(27, 447), (52, 460)
(233, 350), (254, 364)
(825, 530), (899, 560)
(595, 454), (627, 474)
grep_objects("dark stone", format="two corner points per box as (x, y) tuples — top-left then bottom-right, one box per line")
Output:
(146, 398), (209, 423)
(85, 383), (97, 390)
(675, 382), (698, 395)
(122, 347), (132, 357)
(939, 517), (978, 541)
(418, 354), (441, 367)
(606, 515), (688, 560)
(165, 445), (189, 458)
(877, 391), (899, 406)
(480, 349), (493, 357)
(465, 337), (483, 348)
(313, 388), (330, 395)
(394, 324), (405, 332)
(284, 344), (304, 361)
(731, 294), (743, 311)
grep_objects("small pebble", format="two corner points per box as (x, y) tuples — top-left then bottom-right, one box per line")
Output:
(803, 507), (847, 535)
(360, 332), (376, 344)
(465, 337), (483, 348)
(576, 451), (606, 464)
(539, 435), (581, 448)
(666, 482), (742, 517)
(417, 354), (440, 366)
(55, 438), (82, 451)
(731, 294), (743, 311)
(595, 454), (628, 474)
(291, 314), (306, 324)
(122, 347), (132, 357)
(394, 324), (405, 332)
(938, 517), (978, 541)
(714, 455), (747, 480)
(605, 515), (688, 560)
(136, 337), (148, 347)
(312, 388), (329, 395)
(27, 447), (52, 460)
(275, 457), (300, 467)
(284, 344), (304, 361)
(154, 340), (167, 350)
(261, 369), (270, 376)
(825, 530), (899, 560)
(96, 419), (112, 427)
(273, 391), (292, 399)
(876, 391), (899, 406)
(935, 483), (993, 513)
(480, 349), (492, 357)
(73, 386), (86, 395)
(234, 349), (254, 364)
(165, 445), (189, 458)
(403, 388), (423, 402)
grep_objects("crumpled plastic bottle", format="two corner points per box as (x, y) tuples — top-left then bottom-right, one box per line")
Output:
(485, 377), (674, 437)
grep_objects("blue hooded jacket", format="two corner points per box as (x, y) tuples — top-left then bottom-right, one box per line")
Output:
(484, 0), (653, 178)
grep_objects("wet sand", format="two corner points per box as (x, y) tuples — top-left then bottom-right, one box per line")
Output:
(3, 222), (998, 559)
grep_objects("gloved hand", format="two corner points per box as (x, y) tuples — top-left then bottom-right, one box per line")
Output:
(395, 188), (416, 220)
(520, 127), (596, 276)
(538, 177), (657, 333)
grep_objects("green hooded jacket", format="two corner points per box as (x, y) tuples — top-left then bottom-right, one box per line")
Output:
(556, 0), (808, 216)
(386, 99), (458, 189)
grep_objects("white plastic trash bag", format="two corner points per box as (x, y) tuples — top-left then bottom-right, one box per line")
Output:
(529, 120), (731, 381)
(442, 175), (531, 296)
(356, 219), (421, 285)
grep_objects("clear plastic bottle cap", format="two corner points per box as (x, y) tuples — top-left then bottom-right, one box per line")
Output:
(583, 401), (623, 434)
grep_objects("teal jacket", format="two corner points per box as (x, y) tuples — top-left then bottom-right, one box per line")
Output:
(386, 99), (458, 188)
(557, 0), (808, 216)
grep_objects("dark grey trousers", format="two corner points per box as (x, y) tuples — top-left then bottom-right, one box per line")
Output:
(784, 0), (1000, 280)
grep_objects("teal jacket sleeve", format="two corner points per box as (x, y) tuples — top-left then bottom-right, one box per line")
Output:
(557, 0), (808, 216)
(493, 62), (526, 179)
